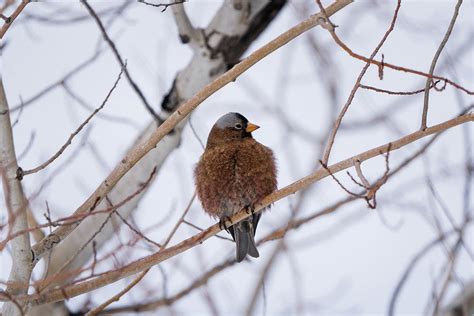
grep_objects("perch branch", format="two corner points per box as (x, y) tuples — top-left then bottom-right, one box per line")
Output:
(16, 111), (473, 306)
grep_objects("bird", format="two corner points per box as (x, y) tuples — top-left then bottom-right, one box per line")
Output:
(194, 112), (277, 262)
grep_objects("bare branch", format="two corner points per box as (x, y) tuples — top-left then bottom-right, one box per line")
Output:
(0, 77), (32, 315)
(360, 80), (440, 95)
(11, 49), (104, 113)
(322, 6), (473, 95)
(319, 160), (366, 198)
(15, 111), (472, 306)
(20, 65), (125, 177)
(101, 132), (453, 313)
(388, 224), (469, 316)
(421, 0), (463, 130)
(36, 167), (157, 293)
(431, 237), (463, 315)
(170, 2), (202, 48)
(80, 0), (161, 121)
(0, 0), (29, 39)
(321, 147), (391, 210)
(139, 0), (186, 13)
(85, 269), (148, 316)
(0, 290), (25, 316)
(320, 0), (401, 165)
(245, 240), (286, 316)
(61, 81), (139, 129)
(86, 191), (195, 313)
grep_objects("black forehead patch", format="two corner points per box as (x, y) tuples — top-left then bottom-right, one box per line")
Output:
(233, 112), (248, 124)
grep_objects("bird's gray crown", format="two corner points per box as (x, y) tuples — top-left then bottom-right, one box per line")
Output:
(215, 112), (248, 128)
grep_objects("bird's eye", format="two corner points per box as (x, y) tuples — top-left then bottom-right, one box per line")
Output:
(234, 123), (242, 130)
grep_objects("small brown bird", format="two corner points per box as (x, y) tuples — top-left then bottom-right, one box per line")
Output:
(195, 112), (277, 262)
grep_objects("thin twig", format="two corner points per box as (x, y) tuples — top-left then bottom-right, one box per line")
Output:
(325, 8), (472, 95)
(36, 167), (158, 292)
(421, 0), (463, 130)
(360, 81), (440, 96)
(182, 220), (233, 242)
(0, 290), (25, 316)
(81, 0), (161, 122)
(387, 222), (470, 316)
(321, 147), (391, 210)
(431, 237), (463, 316)
(21, 65), (126, 176)
(115, 212), (162, 248)
(320, 0), (401, 165)
(138, 0), (186, 12)
(62, 81), (139, 128)
(0, 0), (30, 39)
(319, 160), (365, 198)
(87, 191), (196, 313)
(11, 49), (104, 112)
(86, 269), (149, 316)
(161, 192), (196, 247)
(245, 240), (286, 316)
(353, 159), (371, 188)
(11, 96), (25, 127)
(189, 115), (205, 149)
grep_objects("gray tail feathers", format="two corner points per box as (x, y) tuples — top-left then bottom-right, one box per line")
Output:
(229, 218), (259, 262)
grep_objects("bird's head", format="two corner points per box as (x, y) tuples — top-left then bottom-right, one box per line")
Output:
(206, 112), (260, 148)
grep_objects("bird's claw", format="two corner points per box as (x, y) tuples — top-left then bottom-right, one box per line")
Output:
(219, 216), (232, 233)
(244, 205), (256, 215)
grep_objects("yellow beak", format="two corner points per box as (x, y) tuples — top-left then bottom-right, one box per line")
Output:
(246, 122), (260, 133)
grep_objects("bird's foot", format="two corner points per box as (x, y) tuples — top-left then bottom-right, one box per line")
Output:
(219, 216), (232, 233)
(244, 205), (256, 215)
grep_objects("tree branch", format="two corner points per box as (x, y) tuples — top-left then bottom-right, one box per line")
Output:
(0, 0), (29, 39)
(139, 0), (186, 12)
(100, 126), (452, 314)
(0, 78), (32, 315)
(16, 111), (472, 306)
(20, 65), (125, 177)
(322, 5), (473, 95)
(320, 0), (401, 165)
(388, 222), (470, 316)
(421, 0), (463, 130)
(170, 2), (202, 48)
(80, 0), (161, 121)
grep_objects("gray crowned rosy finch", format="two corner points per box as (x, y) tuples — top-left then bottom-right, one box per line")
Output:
(194, 112), (277, 262)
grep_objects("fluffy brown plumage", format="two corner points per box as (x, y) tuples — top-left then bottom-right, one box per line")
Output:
(194, 112), (277, 262)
